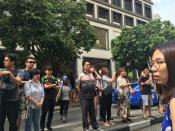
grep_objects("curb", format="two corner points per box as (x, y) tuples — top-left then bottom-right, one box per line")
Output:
(108, 116), (163, 131)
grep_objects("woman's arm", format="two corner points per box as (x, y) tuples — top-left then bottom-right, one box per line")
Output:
(25, 96), (38, 107)
(170, 98), (175, 131)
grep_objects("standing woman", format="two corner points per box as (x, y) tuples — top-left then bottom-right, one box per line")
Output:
(117, 68), (132, 122)
(100, 67), (115, 127)
(151, 40), (175, 131)
(24, 68), (45, 131)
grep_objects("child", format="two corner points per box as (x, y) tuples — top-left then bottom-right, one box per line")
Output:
(60, 79), (72, 122)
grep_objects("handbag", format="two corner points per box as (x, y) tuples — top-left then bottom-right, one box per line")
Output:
(102, 79), (114, 95)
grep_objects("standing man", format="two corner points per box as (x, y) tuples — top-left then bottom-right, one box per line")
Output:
(0, 53), (22, 131)
(77, 61), (103, 131)
(17, 56), (36, 131)
(40, 65), (59, 131)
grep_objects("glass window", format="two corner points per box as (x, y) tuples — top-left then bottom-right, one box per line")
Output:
(94, 27), (108, 50)
(124, 0), (133, 11)
(137, 20), (146, 25)
(112, 0), (121, 7)
(145, 5), (152, 18)
(98, 7), (109, 20)
(112, 12), (122, 25)
(135, 0), (142, 15)
(87, 3), (94, 16)
(125, 16), (134, 26)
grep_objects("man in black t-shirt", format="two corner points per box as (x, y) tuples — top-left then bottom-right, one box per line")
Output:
(40, 66), (59, 131)
(0, 53), (22, 131)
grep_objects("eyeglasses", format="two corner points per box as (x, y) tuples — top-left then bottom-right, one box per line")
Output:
(148, 60), (165, 70)
(28, 61), (36, 64)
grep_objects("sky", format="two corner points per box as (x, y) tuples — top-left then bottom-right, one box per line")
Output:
(152, 0), (175, 25)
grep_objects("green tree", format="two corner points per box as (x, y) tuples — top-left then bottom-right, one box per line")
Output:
(112, 19), (175, 71)
(0, 0), (96, 72)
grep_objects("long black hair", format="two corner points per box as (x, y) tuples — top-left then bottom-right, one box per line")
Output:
(155, 40), (175, 101)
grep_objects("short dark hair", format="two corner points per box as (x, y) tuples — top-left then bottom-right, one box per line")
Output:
(30, 68), (40, 79)
(155, 40), (175, 101)
(44, 65), (53, 71)
(82, 60), (90, 66)
(5, 53), (17, 62)
(63, 79), (69, 86)
(25, 56), (36, 62)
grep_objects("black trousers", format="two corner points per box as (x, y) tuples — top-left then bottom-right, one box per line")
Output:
(100, 94), (112, 122)
(60, 100), (69, 117)
(80, 98), (98, 130)
(0, 100), (20, 131)
(99, 96), (103, 120)
(40, 98), (55, 129)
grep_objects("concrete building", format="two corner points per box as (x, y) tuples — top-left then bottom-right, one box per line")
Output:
(76, 0), (153, 74)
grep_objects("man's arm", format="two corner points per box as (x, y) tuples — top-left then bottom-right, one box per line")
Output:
(44, 83), (57, 89)
(0, 70), (22, 85)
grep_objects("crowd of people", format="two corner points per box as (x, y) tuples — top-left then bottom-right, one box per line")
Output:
(0, 39), (175, 131)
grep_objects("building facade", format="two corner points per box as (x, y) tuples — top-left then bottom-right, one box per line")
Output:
(76, 0), (153, 74)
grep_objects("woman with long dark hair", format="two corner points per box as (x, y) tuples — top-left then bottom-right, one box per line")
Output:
(151, 40), (175, 131)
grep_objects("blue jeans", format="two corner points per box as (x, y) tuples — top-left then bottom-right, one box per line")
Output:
(25, 107), (41, 131)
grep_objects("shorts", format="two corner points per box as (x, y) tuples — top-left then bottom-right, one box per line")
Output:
(142, 95), (148, 106)
(142, 95), (152, 106)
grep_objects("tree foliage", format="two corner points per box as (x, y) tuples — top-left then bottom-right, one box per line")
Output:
(112, 19), (175, 71)
(0, 0), (96, 71)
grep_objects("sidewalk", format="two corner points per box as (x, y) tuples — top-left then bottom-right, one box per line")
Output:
(53, 105), (164, 131)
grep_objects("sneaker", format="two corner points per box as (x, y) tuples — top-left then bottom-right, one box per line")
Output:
(47, 127), (53, 131)
(83, 128), (89, 131)
(62, 116), (66, 123)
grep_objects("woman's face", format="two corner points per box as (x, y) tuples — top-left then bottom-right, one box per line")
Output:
(121, 70), (126, 77)
(151, 49), (168, 85)
(32, 74), (40, 81)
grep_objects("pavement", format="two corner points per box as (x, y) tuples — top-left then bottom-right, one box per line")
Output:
(4, 102), (164, 131)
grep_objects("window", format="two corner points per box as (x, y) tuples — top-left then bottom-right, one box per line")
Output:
(98, 7), (109, 20)
(125, 16), (134, 26)
(124, 0), (133, 11)
(135, 0), (142, 15)
(145, 5), (152, 18)
(112, 12), (122, 25)
(87, 3), (94, 16)
(112, 0), (121, 7)
(94, 27), (108, 50)
(137, 20), (146, 25)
